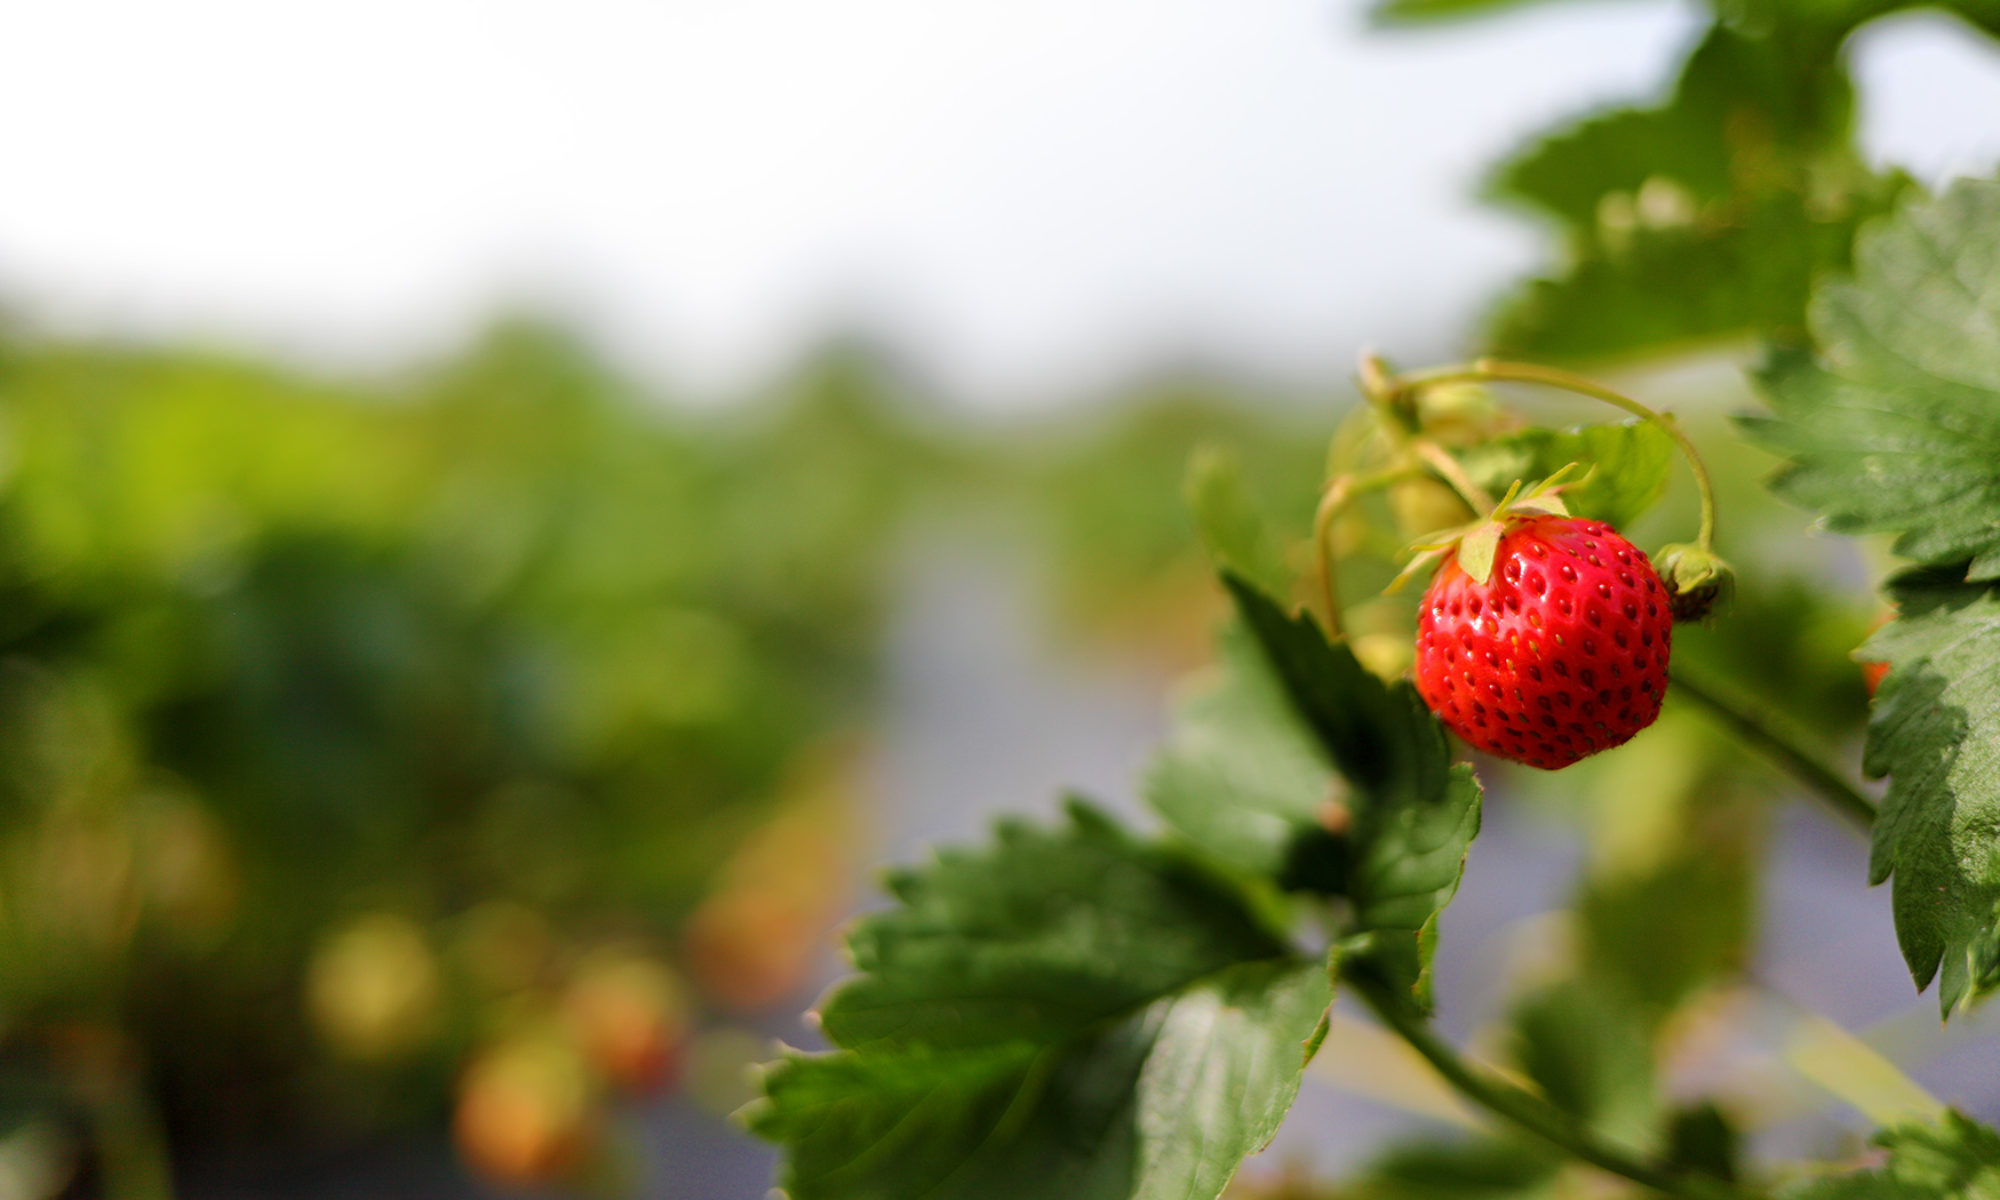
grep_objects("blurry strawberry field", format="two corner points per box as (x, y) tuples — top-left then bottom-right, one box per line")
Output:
(4, 0), (2000, 1196)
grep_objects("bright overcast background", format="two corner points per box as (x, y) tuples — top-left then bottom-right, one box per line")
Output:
(4, 0), (2000, 407)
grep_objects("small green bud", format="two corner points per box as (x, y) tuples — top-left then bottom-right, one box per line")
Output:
(1654, 543), (1734, 621)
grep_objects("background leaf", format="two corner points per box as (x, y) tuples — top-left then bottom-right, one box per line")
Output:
(1782, 1111), (2000, 1198)
(1456, 421), (1674, 530)
(1476, 18), (1914, 361)
(1186, 445), (1297, 602)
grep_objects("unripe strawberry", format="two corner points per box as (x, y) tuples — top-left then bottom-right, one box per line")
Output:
(1414, 515), (1671, 770)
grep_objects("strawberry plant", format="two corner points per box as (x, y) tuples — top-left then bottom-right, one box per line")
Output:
(746, 0), (2000, 1186)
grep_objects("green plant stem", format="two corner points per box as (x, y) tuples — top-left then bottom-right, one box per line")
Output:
(1347, 970), (1756, 1200)
(1397, 359), (1720, 551)
(1670, 665), (1878, 831)
(1312, 466), (1422, 638)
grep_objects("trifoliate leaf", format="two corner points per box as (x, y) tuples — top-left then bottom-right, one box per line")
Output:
(1145, 622), (1345, 891)
(1456, 422), (1674, 530)
(1857, 569), (2000, 1013)
(751, 803), (1335, 1200)
(1782, 1111), (2000, 1199)
(1752, 179), (2000, 581)
(1222, 575), (1483, 1010)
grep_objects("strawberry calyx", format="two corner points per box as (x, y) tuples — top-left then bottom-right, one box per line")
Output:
(1388, 464), (1587, 594)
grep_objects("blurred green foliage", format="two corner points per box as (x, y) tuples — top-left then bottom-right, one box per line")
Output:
(0, 319), (927, 1182)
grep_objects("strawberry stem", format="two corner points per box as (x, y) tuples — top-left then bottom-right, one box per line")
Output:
(1393, 359), (1719, 553)
(1410, 440), (1498, 516)
(1670, 664), (1878, 831)
(1347, 966), (1761, 1200)
(1312, 466), (1422, 638)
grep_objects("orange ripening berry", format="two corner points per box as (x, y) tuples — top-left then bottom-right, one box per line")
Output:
(1414, 516), (1672, 770)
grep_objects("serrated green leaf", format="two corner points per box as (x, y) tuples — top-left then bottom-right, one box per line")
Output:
(1221, 575), (1482, 1010)
(1185, 445), (1295, 601)
(1350, 763), (1484, 1013)
(1782, 1111), (2000, 1199)
(1457, 422), (1675, 530)
(821, 800), (1291, 1049)
(1144, 622), (1345, 891)
(1222, 574), (1451, 810)
(754, 804), (1336, 1200)
(1753, 179), (2000, 580)
(754, 957), (1333, 1200)
(1855, 571), (2000, 1013)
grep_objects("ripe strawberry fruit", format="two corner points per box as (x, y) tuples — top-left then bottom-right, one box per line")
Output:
(1414, 515), (1671, 770)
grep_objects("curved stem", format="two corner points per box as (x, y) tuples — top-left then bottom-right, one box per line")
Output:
(1348, 970), (1757, 1200)
(1670, 665), (1877, 832)
(1397, 360), (1719, 550)
(1410, 440), (1497, 516)
(1313, 476), (1356, 639)
(1312, 466), (1422, 638)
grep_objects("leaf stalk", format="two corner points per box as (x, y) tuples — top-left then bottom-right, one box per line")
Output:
(1346, 968), (1761, 1200)
(1669, 664), (1878, 831)
(1392, 359), (1720, 553)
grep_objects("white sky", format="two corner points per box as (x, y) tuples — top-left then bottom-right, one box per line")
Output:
(3, 0), (1998, 407)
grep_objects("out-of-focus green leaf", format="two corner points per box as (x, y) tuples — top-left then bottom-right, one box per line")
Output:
(1782, 1111), (2000, 1198)
(1351, 1136), (1564, 1199)
(1186, 445), (1296, 602)
(1666, 1104), (1743, 1184)
(1751, 179), (2000, 580)
(750, 802), (1333, 1200)
(1494, 25), (1855, 228)
(1508, 984), (1658, 1150)
(1145, 622), (1342, 891)
(1456, 422), (1674, 530)
(1223, 576), (1482, 1011)
(1480, 20), (1909, 361)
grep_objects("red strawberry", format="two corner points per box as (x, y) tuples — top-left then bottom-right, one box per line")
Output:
(1414, 515), (1671, 770)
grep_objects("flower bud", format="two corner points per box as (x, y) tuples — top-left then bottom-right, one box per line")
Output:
(1653, 543), (1734, 622)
